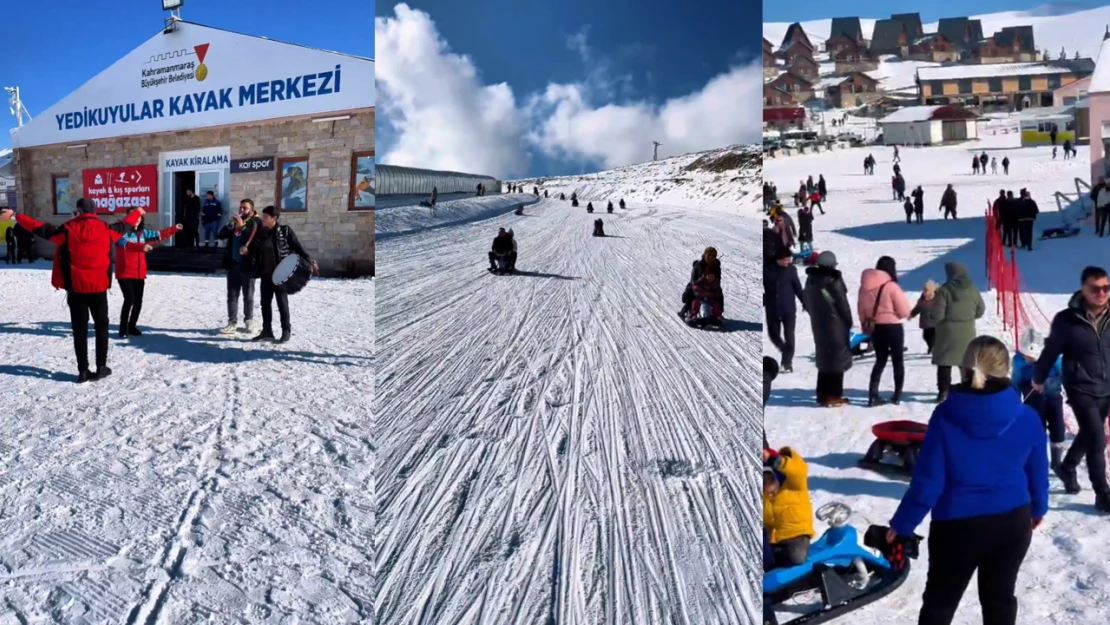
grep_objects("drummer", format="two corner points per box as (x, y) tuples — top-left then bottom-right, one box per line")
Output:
(241, 205), (318, 344)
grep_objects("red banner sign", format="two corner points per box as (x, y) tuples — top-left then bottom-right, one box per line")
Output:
(81, 165), (158, 214)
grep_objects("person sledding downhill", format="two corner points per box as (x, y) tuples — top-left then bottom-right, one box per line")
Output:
(592, 219), (605, 237)
(607, 201), (614, 213)
(116, 216), (183, 338)
(488, 227), (517, 274)
(586, 201), (594, 213)
(0, 201), (144, 382)
(619, 198), (626, 209)
(686, 263), (724, 328)
(679, 247), (721, 318)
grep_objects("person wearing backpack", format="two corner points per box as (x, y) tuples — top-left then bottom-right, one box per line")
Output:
(857, 256), (912, 405)
(1, 201), (144, 382)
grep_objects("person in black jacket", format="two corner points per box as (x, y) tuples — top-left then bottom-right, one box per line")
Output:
(679, 247), (722, 317)
(183, 188), (202, 249)
(764, 220), (784, 263)
(940, 184), (958, 219)
(796, 205), (814, 252)
(802, 251), (854, 406)
(1016, 189), (1039, 251)
(217, 200), (261, 335)
(817, 174), (828, 203)
(1033, 266), (1110, 513)
(489, 228), (515, 271)
(765, 248), (805, 372)
(1001, 190), (1018, 248)
(912, 186), (925, 224)
(244, 206), (317, 343)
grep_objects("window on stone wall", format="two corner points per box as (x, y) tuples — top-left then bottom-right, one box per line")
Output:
(275, 157), (310, 212)
(52, 174), (72, 215)
(350, 150), (375, 211)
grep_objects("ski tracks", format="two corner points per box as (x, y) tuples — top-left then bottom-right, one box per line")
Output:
(376, 200), (762, 624)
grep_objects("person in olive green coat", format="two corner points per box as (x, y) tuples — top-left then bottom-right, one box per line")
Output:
(930, 261), (986, 402)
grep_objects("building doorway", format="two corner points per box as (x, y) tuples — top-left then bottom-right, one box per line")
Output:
(173, 171), (197, 248)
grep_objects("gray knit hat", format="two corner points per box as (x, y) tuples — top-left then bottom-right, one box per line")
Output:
(816, 251), (837, 268)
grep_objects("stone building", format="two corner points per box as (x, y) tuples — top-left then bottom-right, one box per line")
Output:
(9, 20), (374, 276)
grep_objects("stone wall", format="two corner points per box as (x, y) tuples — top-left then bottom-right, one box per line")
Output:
(13, 108), (374, 277)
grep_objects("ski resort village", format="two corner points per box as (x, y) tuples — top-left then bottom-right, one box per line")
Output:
(762, 4), (1110, 625)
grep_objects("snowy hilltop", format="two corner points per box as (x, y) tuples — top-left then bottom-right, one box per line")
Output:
(507, 144), (761, 215)
(764, 4), (1110, 58)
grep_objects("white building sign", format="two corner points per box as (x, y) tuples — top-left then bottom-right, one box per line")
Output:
(12, 22), (374, 148)
(161, 146), (232, 172)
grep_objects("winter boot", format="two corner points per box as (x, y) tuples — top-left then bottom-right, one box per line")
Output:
(277, 330), (291, 344)
(252, 331), (276, 342)
(1055, 463), (1082, 495)
(934, 391), (948, 404)
(94, 366), (112, 381)
(78, 369), (95, 384)
(1097, 491), (1110, 514)
(220, 323), (238, 335)
(119, 328), (128, 339)
(128, 326), (142, 336)
(891, 389), (903, 405)
(1050, 443), (1065, 473)
(246, 320), (259, 334)
(780, 363), (793, 374)
(868, 394), (888, 407)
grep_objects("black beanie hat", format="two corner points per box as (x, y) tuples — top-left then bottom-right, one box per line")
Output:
(75, 197), (97, 214)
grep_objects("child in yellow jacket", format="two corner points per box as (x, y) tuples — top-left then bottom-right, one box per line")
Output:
(763, 447), (815, 568)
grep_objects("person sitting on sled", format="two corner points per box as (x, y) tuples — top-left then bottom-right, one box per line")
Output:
(763, 446), (814, 568)
(488, 228), (516, 271)
(1013, 329), (1065, 470)
(680, 248), (721, 317)
(688, 262), (724, 321)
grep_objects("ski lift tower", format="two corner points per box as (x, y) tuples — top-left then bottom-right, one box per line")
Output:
(652, 141), (662, 161)
(162, 0), (184, 34)
(5, 87), (31, 128)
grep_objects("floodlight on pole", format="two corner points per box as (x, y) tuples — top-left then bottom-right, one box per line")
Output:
(162, 0), (183, 33)
(162, 0), (183, 10)
(652, 141), (662, 161)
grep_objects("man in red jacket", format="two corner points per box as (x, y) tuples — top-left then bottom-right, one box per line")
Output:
(1, 199), (144, 382)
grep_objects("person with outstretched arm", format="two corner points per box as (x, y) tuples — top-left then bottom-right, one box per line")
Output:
(0, 200), (144, 382)
(1032, 265), (1110, 513)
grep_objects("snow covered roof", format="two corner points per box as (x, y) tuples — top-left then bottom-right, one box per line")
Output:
(1090, 38), (1110, 94)
(879, 104), (978, 124)
(917, 59), (1094, 82)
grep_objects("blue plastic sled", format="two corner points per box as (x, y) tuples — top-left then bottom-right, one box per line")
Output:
(764, 503), (916, 625)
(1041, 224), (1080, 240)
(849, 333), (872, 358)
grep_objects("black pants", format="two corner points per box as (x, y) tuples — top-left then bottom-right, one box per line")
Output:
(1064, 392), (1110, 494)
(1018, 220), (1034, 250)
(943, 207), (956, 219)
(227, 266), (256, 324)
(869, 323), (905, 395)
(765, 313), (796, 368)
(1021, 385), (1066, 444)
(915, 209), (924, 224)
(905, 211), (914, 224)
(1001, 223), (1016, 247)
(1098, 207), (1110, 237)
(918, 505), (1032, 625)
(816, 371), (844, 401)
(923, 327), (936, 354)
(771, 536), (810, 568)
(260, 274), (291, 334)
(68, 291), (110, 372)
(489, 250), (517, 269)
(118, 278), (146, 330)
(937, 365), (953, 395)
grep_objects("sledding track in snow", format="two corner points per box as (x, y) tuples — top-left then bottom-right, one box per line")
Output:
(375, 197), (763, 624)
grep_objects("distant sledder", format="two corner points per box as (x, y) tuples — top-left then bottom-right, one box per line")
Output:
(488, 227), (517, 274)
(764, 502), (919, 625)
(607, 201), (614, 213)
(571, 192), (579, 207)
(619, 198), (626, 210)
(593, 219), (605, 237)
(515, 204), (524, 216)
(586, 202), (594, 213)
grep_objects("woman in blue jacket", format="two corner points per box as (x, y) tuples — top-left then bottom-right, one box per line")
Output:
(888, 335), (1048, 625)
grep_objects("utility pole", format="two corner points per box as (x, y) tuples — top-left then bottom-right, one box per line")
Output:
(652, 141), (662, 161)
(5, 87), (31, 127)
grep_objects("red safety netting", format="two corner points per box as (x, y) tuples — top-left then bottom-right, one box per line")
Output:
(985, 200), (1110, 481)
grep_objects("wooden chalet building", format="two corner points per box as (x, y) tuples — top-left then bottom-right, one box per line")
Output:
(936, 17), (984, 53)
(826, 72), (881, 108)
(779, 22), (814, 53)
(974, 26), (1039, 63)
(787, 55), (821, 81)
(870, 13), (924, 56)
(909, 33), (960, 62)
(828, 17), (865, 46)
(768, 72), (816, 104)
(830, 36), (879, 72)
(764, 84), (794, 108)
(763, 38), (776, 67)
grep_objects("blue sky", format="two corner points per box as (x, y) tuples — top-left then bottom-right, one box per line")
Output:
(375, 0), (763, 178)
(2, 0), (372, 150)
(764, 1), (1103, 23)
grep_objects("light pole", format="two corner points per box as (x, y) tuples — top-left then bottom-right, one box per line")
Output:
(5, 87), (31, 128)
(652, 141), (662, 161)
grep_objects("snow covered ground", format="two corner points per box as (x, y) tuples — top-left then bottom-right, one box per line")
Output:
(375, 166), (762, 622)
(0, 268), (373, 623)
(764, 4), (1110, 58)
(764, 133), (1110, 623)
(508, 145), (761, 216)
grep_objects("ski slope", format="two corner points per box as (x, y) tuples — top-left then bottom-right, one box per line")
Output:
(764, 133), (1110, 623)
(375, 187), (762, 623)
(0, 269), (374, 623)
(764, 4), (1110, 58)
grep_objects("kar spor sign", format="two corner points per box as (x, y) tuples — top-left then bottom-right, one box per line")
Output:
(82, 165), (159, 214)
(55, 40), (343, 132)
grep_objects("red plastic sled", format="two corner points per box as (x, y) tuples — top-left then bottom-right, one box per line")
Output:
(859, 420), (928, 477)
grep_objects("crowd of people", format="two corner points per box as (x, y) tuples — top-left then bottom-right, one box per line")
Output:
(762, 144), (1110, 625)
(0, 197), (318, 383)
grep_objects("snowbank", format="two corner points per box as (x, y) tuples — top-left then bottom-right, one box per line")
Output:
(375, 194), (542, 240)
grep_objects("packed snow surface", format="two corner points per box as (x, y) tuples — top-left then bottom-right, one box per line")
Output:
(764, 132), (1110, 623)
(0, 269), (373, 623)
(508, 145), (761, 216)
(375, 185), (761, 623)
(764, 4), (1110, 58)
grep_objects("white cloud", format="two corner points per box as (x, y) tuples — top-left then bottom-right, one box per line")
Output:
(375, 3), (763, 178)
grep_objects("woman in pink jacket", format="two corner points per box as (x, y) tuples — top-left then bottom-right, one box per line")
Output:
(858, 256), (912, 405)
